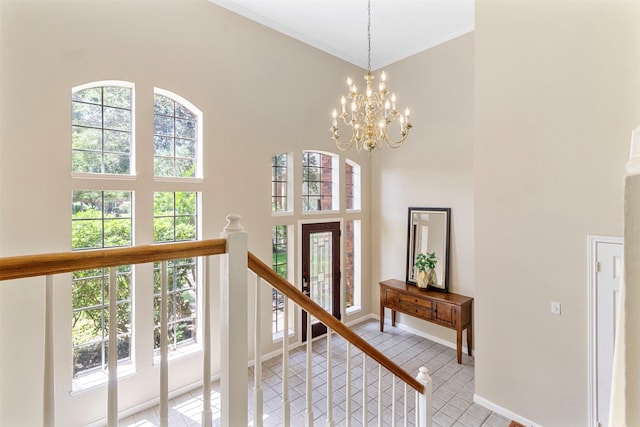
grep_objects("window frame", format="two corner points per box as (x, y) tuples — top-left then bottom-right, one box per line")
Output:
(153, 88), (203, 181)
(71, 81), (136, 178)
(301, 150), (339, 213)
(271, 152), (293, 214)
(70, 190), (134, 387)
(345, 159), (361, 212)
(152, 191), (203, 358)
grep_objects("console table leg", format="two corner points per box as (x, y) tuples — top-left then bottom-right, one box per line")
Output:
(467, 324), (472, 357)
(456, 329), (463, 364)
(380, 305), (384, 332)
(391, 310), (396, 327)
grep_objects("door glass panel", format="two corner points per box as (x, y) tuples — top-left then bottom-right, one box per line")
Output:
(310, 231), (332, 317)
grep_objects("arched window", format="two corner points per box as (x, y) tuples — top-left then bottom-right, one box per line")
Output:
(153, 89), (202, 178)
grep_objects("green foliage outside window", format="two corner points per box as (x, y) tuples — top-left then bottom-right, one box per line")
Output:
(72, 86), (132, 175)
(153, 192), (198, 350)
(71, 190), (132, 377)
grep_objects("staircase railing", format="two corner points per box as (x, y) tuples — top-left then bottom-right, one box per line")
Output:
(248, 251), (432, 426)
(0, 214), (432, 426)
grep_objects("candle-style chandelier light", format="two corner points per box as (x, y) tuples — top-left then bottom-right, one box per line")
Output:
(330, 0), (412, 153)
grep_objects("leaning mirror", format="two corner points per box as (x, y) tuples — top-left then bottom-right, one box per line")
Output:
(405, 207), (451, 292)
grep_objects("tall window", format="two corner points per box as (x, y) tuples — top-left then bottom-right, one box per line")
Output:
(345, 160), (361, 211)
(72, 84), (133, 174)
(345, 220), (361, 310)
(272, 225), (288, 336)
(153, 92), (200, 178)
(272, 153), (290, 212)
(71, 191), (133, 379)
(302, 151), (338, 211)
(153, 192), (199, 351)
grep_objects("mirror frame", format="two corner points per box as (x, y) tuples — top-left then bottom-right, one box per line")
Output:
(405, 207), (451, 292)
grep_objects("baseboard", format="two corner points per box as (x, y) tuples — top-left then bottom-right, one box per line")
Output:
(473, 394), (540, 427)
(372, 313), (470, 355)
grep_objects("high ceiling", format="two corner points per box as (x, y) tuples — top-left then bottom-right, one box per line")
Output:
(207, 0), (475, 70)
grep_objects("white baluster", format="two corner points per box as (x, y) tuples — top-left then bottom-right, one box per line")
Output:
(403, 383), (408, 427)
(282, 295), (291, 427)
(378, 365), (383, 427)
(220, 214), (248, 427)
(305, 316), (314, 427)
(160, 261), (169, 427)
(362, 355), (368, 426)
(202, 256), (212, 426)
(253, 275), (263, 427)
(345, 342), (352, 427)
(326, 328), (334, 427)
(108, 267), (118, 427)
(416, 367), (433, 427)
(391, 375), (397, 427)
(43, 275), (54, 427)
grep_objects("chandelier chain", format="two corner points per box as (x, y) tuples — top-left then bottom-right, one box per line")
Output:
(367, 0), (371, 73)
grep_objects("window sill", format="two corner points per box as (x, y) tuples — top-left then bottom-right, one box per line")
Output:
(346, 306), (362, 316)
(70, 363), (135, 395)
(272, 328), (295, 343)
(154, 176), (203, 184)
(72, 172), (137, 180)
(153, 343), (202, 366)
(301, 209), (340, 215)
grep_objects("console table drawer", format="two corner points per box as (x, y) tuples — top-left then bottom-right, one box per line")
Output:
(399, 301), (433, 319)
(398, 294), (433, 310)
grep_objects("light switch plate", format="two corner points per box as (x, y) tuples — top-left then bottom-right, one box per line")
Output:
(551, 302), (561, 315)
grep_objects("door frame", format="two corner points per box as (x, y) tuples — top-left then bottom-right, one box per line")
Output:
(587, 235), (623, 427)
(298, 218), (344, 342)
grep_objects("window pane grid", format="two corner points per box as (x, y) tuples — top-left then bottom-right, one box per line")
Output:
(71, 191), (132, 378)
(272, 225), (288, 334)
(271, 154), (289, 212)
(302, 151), (334, 211)
(153, 94), (198, 178)
(153, 193), (199, 351)
(72, 86), (132, 175)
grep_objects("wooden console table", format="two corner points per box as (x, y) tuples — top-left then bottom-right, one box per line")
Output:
(379, 279), (473, 364)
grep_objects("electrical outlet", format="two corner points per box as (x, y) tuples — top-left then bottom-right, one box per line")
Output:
(551, 302), (561, 315)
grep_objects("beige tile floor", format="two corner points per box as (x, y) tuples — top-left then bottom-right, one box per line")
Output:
(120, 319), (511, 427)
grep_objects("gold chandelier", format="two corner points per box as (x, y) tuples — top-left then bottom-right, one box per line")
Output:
(330, 0), (412, 153)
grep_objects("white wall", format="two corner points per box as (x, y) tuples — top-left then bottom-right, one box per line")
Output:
(474, 1), (640, 425)
(372, 33), (475, 345)
(0, 1), (370, 425)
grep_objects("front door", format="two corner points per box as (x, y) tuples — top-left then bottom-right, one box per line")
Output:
(301, 222), (341, 341)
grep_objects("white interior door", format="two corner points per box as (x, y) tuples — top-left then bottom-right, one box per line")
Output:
(595, 240), (623, 427)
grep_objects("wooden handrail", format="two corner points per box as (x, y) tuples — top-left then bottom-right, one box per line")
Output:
(0, 240), (423, 393)
(247, 252), (425, 394)
(0, 239), (227, 281)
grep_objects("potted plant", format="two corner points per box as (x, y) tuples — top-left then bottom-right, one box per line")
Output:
(415, 251), (438, 288)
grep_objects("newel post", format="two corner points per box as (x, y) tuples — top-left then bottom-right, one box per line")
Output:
(220, 214), (248, 426)
(416, 367), (433, 427)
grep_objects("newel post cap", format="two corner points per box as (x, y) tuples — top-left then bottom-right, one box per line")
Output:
(417, 366), (431, 383)
(223, 214), (244, 233)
